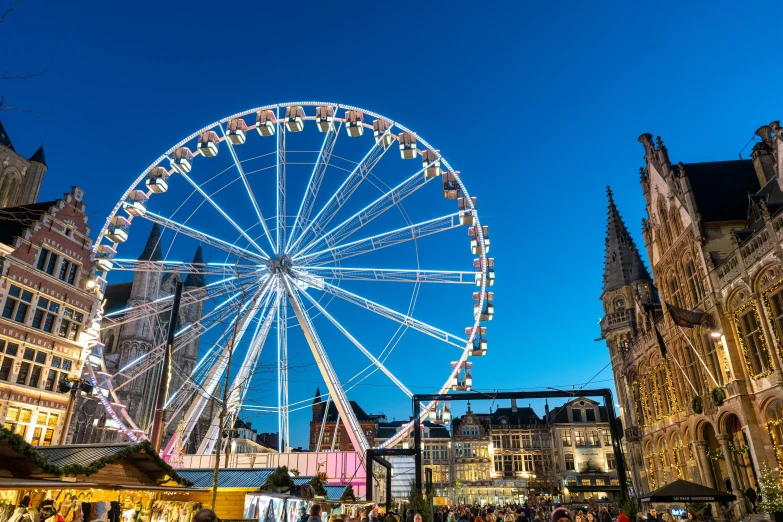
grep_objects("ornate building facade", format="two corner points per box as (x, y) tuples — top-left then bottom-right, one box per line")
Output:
(601, 122), (783, 508)
(0, 121), (100, 445)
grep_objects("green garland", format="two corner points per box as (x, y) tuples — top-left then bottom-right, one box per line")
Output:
(711, 387), (725, 407)
(0, 427), (193, 487)
(728, 442), (749, 455)
(706, 448), (724, 461)
(309, 475), (328, 497)
(692, 395), (703, 414)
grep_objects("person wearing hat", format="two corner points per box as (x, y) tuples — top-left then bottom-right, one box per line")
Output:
(551, 508), (570, 522)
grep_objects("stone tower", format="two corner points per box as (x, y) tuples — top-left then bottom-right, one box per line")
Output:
(599, 186), (655, 494)
(0, 121), (48, 208)
(115, 223), (164, 429)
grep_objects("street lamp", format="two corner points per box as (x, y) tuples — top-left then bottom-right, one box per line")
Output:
(57, 377), (94, 444)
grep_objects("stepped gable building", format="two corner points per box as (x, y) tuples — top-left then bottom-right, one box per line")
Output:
(600, 122), (783, 507)
(70, 225), (208, 448)
(0, 120), (100, 445)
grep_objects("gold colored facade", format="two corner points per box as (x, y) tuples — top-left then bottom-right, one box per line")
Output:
(601, 123), (783, 508)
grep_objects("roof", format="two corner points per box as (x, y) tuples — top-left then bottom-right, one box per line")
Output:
(0, 429), (192, 486)
(547, 398), (608, 424)
(138, 223), (163, 261)
(0, 120), (13, 150)
(491, 406), (543, 426)
(177, 468), (273, 489)
(102, 282), (133, 314)
(376, 421), (450, 440)
(29, 145), (46, 166)
(682, 160), (759, 222)
(602, 187), (650, 294)
(0, 201), (55, 246)
(317, 400), (373, 422)
(639, 479), (736, 503)
(184, 245), (205, 287)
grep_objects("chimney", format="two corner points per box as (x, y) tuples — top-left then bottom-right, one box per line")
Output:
(511, 399), (518, 413)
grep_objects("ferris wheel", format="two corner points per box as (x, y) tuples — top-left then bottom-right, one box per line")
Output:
(82, 101), (494, 456)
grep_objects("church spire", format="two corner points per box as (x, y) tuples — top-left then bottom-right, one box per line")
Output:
(313, 387), (322, 405)
(184, 245), (205, 288)
(603, 186), (650, 295)
(138, 222), (163, 261)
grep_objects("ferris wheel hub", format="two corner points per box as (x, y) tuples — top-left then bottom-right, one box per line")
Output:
(268, 254), (294, 276)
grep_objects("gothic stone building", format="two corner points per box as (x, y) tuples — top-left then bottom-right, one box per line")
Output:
(0, 121), (100, 445)
(70, 223), (209, 448)
(601, 122), (783, 506)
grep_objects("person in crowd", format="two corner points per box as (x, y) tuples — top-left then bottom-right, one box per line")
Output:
(574, 513), (584, 522)
(298, 507), (310, 522)
(746, 486), (758, 513)
(552, 508), (570, 522)
(586, 512), (595, 522)
(193, 510), (219, 522)
(635, 512), (646, 522)
(647, 509), (659, 522)
(309, 505), (324, 522)
(616, 508), (629, 522)
(406, 512), (415, 522)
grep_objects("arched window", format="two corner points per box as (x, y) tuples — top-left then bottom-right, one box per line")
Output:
(614, 298), (625, 312)
(667, 269), (682, 307)
(696, 321), (723, 387)
(684, 257), (704, 306)
(735, 301), (770, 378)
(0, 173), (18, 208)
(658, 199), (671, 251)
(767, 401), (783, 467)
(104, 334), (116, 354)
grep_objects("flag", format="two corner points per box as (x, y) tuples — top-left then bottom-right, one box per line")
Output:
(655, 322), (668, 358)
(666, 302), (705, 328)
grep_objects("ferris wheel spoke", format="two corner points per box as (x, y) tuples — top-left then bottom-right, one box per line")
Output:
(299, 289), (412, 398)
(286, 121), (341, 252)
(178, 171), (271, 259)
(219, 123), (277, 255)
(304, 266), (475, 284)
(111, 287), (256, 389)
(276, 119), (287, 253)
(288, 130), (393, 255)
(294, 212), (466, 267)
(102, 274), (253, 328)
(109, 259), (262, 278)
(282, 275), (370, 456)
(296, 275), (464, 349)
(296, 164), (431, 258)
(164, 279), (273, 455)
(197, 292), (278, 454)
(143, 211), (267, 264)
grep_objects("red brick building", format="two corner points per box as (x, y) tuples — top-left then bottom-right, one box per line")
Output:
(0, 122), (100, 445)
(309, 387), (382, 451)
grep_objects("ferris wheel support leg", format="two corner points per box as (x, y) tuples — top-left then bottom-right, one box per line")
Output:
(163, 281), (270, 457)
(276, 281), (289, 452)
(199, 296), (277, 455)
(300, 289), (413, 398)
(283, 275), (369, 458)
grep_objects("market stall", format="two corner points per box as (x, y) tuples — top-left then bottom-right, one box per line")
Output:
(0, 428), (195, 522)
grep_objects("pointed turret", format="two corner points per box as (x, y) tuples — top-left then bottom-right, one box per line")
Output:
(0, 121), (13, 150)
(138, 222), (163, 261)
(29, 144), (46, 167)
(602, 186), (651, 296)
(184, 245), (205, 288)
(313, 387), (322, 405)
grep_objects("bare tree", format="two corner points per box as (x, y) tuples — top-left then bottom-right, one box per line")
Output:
(0, 0), (52, 113)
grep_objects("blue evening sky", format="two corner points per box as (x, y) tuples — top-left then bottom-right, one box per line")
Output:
(3, 1), (783, 447)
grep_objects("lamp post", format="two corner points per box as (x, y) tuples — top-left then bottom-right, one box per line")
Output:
(57, 377), (94, 444)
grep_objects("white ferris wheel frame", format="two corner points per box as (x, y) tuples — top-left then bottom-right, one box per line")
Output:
(83, 101), (489, 457)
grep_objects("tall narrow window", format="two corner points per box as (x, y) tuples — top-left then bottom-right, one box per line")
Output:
(2, 285), (32, 324)
(685, 259), (704, 306)
(736, 305), (769, 376)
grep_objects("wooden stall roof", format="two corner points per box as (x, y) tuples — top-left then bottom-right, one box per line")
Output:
(0, 428), (193, 487)
(0, 478), (99, 489)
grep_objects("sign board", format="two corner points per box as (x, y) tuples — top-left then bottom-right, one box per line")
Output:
(433, 497), (452, 507)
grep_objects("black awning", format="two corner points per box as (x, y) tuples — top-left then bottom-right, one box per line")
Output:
(639, 480), (736, 503)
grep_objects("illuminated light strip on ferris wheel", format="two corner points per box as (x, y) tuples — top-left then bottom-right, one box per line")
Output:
(287, 128), (392, 255)
(286, 118), (341, 252)
(142, 211), (267, 264)
(177, 170), (271, 259)
(295, 163), (431, 258)
(219, 123), (277, 255)
(299, 289), (412, 398)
